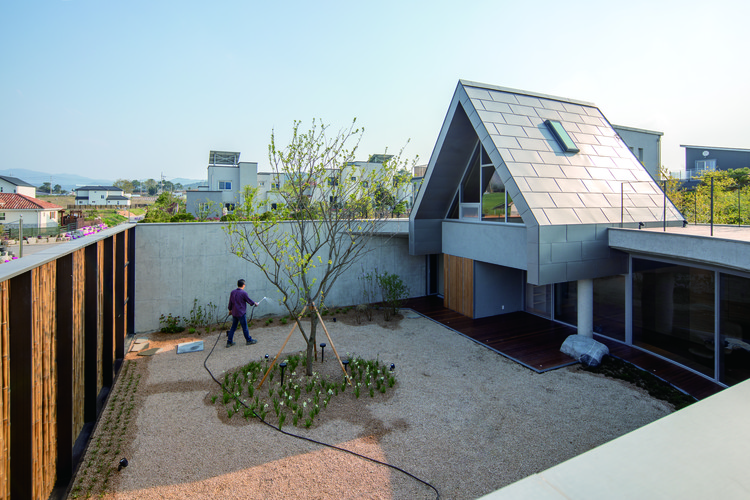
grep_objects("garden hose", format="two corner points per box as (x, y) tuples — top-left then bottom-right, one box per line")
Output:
(202, 306), (440, 500)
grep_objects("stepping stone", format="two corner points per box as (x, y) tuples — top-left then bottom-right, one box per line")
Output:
(137, 347), (161, 356)
(176, 340), (204, 354)
(130, 341), (150, 352)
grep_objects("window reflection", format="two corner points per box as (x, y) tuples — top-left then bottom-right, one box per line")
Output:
(720, 274), (750, 385)
(633, 259), (715, 377)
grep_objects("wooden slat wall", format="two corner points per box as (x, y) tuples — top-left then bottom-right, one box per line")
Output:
(31, 262), (57, 500)
(0, 280), (9, 500)
(443, 254), (474, 318)
(72, 248), (86, 439)
(123, 230), (128, 338)
(97, 240), (104, 394)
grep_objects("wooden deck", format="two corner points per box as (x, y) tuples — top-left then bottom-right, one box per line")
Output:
(404, 296), (725, 400)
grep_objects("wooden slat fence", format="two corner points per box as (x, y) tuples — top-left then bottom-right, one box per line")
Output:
(0, 281), (9, 500)
(72, 249), (86, 442)
(0, 225), (134, 499)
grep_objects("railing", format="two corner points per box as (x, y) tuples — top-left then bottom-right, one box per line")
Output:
(0, 224), (135, 499)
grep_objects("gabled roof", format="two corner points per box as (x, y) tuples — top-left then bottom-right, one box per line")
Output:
(0, 193), (63, 210)
(75, 186), (122, 191)
(413, 80), (682, 227)
(0, 175), (35, 188)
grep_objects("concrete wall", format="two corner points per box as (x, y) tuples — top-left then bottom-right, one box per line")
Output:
(133, 222), (425, 333)
(473, 261), (524, 318)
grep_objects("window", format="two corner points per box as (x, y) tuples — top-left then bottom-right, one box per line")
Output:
(351, 176), (357, 182)
(327, 177), (338, 187)
(361, 181), (369, 188)
(101, 194), (104, 199)
(271, 203), (277, 210)
(544, 120), (579, 153)
(272, 183), (280, 190)
(259, 181), (265, 187)
(638, 148), (644, 163)
(50, 212), (55, 219)
(0, 213), (4, 221)
(219, 181), (232, 190)
(695, 159), (716, 172)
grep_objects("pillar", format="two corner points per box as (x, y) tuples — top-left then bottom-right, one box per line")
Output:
(577, 278), (594, 338)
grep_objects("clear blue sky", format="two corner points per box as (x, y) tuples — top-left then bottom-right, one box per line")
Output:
(2, 0), (748, 183)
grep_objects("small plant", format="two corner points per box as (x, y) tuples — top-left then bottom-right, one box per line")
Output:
(159, 313), (185, 333)
(377, 271), (409, 321)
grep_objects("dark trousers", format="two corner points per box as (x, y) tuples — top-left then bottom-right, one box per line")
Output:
(227, 314), (252, 343)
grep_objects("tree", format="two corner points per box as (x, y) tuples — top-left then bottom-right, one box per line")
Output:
(53, 184), (63, 194)
(144, 179), (158, 196)
(39, 182), (52, 194)
(114, 178), (135, 193)
(224, 119), (415, 375)
(131, 180), (141, 193)
(140, 192), (186, 223)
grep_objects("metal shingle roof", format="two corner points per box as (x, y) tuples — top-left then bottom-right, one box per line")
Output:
(459, 80), (682, 226)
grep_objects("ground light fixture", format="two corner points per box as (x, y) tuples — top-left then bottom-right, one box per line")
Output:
(118, 458), (129, 471)
(342, 359), (349, 374)
(320, 343), (326, 362)
(390, 363), (395, 371)
(279, 362), (287, 385)
(265, 354), (269, 360)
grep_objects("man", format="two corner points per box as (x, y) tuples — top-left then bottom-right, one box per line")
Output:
(227, 279), (258, 347)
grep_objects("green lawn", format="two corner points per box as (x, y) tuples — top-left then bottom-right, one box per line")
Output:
(482, 192), (508, 216)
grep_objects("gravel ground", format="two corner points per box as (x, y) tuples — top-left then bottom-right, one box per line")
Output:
(77, 311), (673, 500)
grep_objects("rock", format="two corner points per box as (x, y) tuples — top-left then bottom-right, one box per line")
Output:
(560, 334), (609, 367)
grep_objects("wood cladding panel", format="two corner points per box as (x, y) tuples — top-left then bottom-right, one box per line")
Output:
(31, 262), (57, 500)
(443, 254), (474, 318)
(97, 240), (104, 394)
(0, 281), (9, 499)
(72, 249), (86, 439)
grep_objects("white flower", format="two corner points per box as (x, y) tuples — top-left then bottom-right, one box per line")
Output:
(303, 402), (307, 408)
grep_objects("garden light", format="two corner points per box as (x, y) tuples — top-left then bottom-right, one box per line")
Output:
(390, 363), (395, 372)
(265, 354), (269, 360)
(279, 362), (287, 385)
(320, 343), (326, 362)
(342, 359), (349, 373)
(118, 458), (129, 471)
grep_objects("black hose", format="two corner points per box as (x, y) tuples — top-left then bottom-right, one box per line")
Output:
(203, 309), (440, 500)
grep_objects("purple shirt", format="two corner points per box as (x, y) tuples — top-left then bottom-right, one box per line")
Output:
(228, 288), (255, 317)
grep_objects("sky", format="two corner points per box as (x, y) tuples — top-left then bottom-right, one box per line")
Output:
(2, 0), (749, 184)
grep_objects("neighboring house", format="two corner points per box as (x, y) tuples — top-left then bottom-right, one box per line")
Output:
(0, 176), (36, 197)
(612, 125), (663, 180)
(74, 186), (131, 206)
(186, 151), (258, 217)
(187, 150), (414, 217)
(0, 193), (62, 228)
(680, 144), (750, 185)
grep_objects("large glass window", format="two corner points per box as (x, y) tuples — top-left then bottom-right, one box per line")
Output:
(632, 259), (715, 377)
(525, 284), (551, 318)
(554, 281), (577, 325)
(719, 274), (750, 385)
(593, 275), (625, 341)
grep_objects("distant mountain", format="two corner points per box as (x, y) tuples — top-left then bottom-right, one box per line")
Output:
(0, 169), (205, 193)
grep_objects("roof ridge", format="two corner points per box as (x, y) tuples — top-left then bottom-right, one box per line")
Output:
(458, 79), (596, 108)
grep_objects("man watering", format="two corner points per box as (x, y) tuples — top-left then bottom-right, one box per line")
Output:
(226, 279), (258, 347)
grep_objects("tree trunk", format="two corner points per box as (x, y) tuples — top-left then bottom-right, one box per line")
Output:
(306, 315), (317, 376)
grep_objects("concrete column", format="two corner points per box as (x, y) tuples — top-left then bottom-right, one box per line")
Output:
(577, 278), (594, 338)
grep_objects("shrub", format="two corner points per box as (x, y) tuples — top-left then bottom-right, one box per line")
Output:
(377, 271), (408, 321)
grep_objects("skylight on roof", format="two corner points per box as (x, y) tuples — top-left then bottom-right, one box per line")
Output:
(545, 120), (579, 153)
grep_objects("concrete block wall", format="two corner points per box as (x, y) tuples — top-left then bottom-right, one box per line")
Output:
(134, 223), (425, 333)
